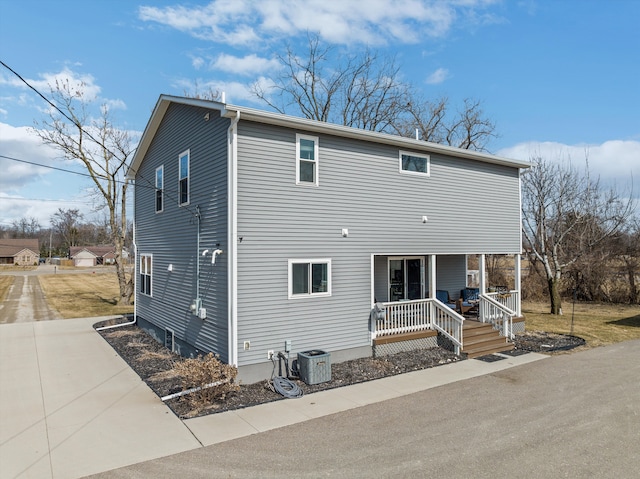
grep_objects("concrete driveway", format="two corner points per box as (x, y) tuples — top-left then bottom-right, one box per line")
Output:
(0, 318), (201, 479)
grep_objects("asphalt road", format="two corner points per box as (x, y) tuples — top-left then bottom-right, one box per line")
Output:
(90, 339), (640, 479)
(0, 265), (62, 323)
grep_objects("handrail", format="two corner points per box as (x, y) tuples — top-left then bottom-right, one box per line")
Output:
(373, 298), (464, 355)
(479, 293), (515, 339)
(430, 301), (464, 355)
(485, 290), (519, 315)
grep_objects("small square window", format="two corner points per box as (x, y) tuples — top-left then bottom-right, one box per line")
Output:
(296, 134), (319, 185)
(399, 151), (430, 176)
(288, 259), (331, 298)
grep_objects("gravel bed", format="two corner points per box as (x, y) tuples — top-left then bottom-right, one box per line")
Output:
(95, 319), (584, 419)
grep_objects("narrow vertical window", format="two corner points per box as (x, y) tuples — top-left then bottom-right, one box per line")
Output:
(155, 165), (164, 213)
(179, 150), (190, 205)
(296, 134), (319, 185)
(140, 254), (152, 296)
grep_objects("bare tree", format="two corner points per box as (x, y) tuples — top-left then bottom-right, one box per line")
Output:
(10, 216), (41, 238)
(611, 217), (640, 304)
(252, 35), (496, 150)
(521, 155), (634, 314)
(34, 80), (134, 305)
(50, 208), (82, 248)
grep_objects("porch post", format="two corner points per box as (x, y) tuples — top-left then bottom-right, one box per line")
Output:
(515, 253), (522, 316)
(479, 254), (487, 294)
(429, 255), (437, 297)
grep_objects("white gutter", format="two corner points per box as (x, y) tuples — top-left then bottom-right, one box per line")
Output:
(225, 108), (240, 366)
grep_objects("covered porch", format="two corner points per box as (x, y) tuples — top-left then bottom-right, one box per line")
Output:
(370, 254), (524, 357)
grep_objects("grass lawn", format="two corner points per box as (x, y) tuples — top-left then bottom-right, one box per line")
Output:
(39, 273), (134, 318)
(0, 276), (13, 303)
(522, 300), (640, 347)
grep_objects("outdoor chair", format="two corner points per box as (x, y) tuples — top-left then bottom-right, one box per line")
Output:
(435, 290), (457, 310)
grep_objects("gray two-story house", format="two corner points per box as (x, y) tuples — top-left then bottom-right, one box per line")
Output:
(127, 95), (529, 383)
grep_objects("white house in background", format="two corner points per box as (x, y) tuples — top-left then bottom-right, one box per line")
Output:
(127, 95), (529, 383)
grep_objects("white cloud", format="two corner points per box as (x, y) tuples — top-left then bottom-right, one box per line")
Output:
(138, 0), (499, 46)
(426, 67), (450, 84)
(0, 192), (94, 229)
(0, 123), (59, 191)
(172, 77), (263, 104)
(191, 56), (206, 70)
(211, 53), (279, 76)
(497, 140), (640, 196)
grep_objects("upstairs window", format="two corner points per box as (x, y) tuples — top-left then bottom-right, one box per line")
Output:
(296, 134), (319, 185)
(140, 254), (152, 296)
(179, 150), (190, 205)
(399, 151), (430, 176)
(288, 259), (331, 298)
(155, 165), (164, 213)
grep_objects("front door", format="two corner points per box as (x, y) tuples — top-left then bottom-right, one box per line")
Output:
(389, 257), (425, 301)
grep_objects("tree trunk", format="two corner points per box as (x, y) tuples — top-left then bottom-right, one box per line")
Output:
(627, 261), (639, 304)
(548, 277), (563, 315)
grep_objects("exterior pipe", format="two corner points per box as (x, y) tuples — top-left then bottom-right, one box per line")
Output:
(225, 108), (241, 366)
(160, 378), (228, 402)
(95, 314), (136, 331)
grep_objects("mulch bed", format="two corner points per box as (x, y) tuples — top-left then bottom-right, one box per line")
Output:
(94, 319), (584, 419)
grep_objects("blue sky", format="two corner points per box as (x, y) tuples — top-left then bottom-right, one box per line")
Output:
(1, 0), (639, 227)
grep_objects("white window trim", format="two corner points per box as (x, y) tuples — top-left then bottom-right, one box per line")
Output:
(155, 165), (164, 213)
(295, 133), (319, 186)
(399, 150), (430, 177)
(178, 149), (190, 206)
(288, 258), (332, 299)
(140, 253), (152, 297)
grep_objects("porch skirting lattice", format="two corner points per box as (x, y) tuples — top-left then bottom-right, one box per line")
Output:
(373, 331), (438, 357)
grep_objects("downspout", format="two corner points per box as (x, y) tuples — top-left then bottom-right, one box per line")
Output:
(97, 183), (137, 332)
(225, 109), (240, 366)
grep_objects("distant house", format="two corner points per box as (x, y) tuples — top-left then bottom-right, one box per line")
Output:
(0, 238), (39, 265)
(127, 95), (529, 383)
(69, 246), (117, 267)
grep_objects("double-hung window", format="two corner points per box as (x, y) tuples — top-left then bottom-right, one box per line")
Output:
(179, 150), (190, 205)
(399, 150), (430, 176)
(155, 165), (164, 213)
(296, 134), (319, 185)
(288, 259), (331, 298)
(140, 254), (152, 296)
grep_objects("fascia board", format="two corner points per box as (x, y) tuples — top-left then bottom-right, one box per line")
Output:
(223, 103), (532, 170)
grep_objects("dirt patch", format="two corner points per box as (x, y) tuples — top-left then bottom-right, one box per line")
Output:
(95, 320), (583, 419)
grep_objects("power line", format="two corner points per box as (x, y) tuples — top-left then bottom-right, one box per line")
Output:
(0, 154), (95, 180)
(0, 62), (201, 220)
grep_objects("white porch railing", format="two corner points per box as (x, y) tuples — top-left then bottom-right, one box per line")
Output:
(485, 290), (520, 316)
(373, 299), (464, 355)
(430, 301), (464, 355)
(478, 294), (516, 339)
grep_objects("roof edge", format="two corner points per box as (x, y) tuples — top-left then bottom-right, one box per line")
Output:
(127, 95), (530, 179)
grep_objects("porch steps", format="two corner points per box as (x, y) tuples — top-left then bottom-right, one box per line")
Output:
(462, 320), (514, 358)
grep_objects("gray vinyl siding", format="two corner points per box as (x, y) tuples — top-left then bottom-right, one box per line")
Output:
(234, 121), (522, 366)
(134, 104), (230, 361)
(436, 255), (467, 301)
